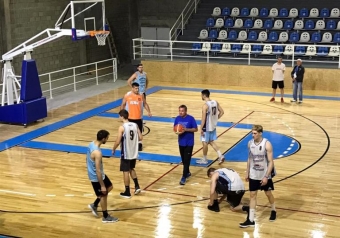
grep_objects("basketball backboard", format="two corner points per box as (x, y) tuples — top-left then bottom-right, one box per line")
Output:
(55, 0), (108, 41)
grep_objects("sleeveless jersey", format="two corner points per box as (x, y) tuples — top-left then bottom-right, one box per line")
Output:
(134, 71), (147, 94)
(216, 168), (245, 191)
(125, 91), (143, 120)
(86, 141), (105, 182)
(120, 122), (139, 160)
(202, 100), (218, 132)
(248, 138), (275, 180)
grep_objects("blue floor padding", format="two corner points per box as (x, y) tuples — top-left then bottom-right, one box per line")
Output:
(19, 141), (212, 167)
(0, 87), (162, 152)
(161, 86), (340, 101)
(224, 131), (300, 162)
(99, 112), (253, 129)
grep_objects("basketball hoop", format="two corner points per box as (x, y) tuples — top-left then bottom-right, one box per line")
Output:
(89, 31), (110, 46)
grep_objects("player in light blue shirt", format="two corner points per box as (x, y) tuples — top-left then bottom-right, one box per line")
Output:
(127, 63), (148, 101)
(86, 129), (118, 223)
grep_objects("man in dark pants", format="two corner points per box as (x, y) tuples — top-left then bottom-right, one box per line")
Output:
(174, 105), (198, 185)
(291, 59), (305, 104)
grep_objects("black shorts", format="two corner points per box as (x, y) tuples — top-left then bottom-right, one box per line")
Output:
(249, 178), (274, 192)
(143, 92), (146, 100)
(128, 118), (143, 133)
(120, 159), (137, 172)
(91, 175), (113, 196)
(215, 181), (245, 208)
(272, 80), (284, 89)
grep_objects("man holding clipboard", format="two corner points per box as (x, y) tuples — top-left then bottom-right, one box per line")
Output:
(291, 59), (305, 104)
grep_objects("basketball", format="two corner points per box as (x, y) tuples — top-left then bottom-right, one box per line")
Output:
(174, 124), (184, 134)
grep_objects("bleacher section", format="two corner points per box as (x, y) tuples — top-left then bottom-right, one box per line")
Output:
(181, 4), (340, 59)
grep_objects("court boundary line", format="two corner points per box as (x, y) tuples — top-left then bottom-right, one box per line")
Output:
(142, 111), (255, 191)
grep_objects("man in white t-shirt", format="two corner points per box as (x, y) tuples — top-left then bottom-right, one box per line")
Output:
(270, 56), (285, 103)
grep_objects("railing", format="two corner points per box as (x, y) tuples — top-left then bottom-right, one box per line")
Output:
(169, 0), (201, 42)
(0, 58), (118, 101)
(132, 38), (340, 68)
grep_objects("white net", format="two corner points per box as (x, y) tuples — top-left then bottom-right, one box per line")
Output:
(95, 31), (110, 46)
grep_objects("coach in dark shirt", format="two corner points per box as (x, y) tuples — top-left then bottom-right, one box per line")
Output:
(174, 105), (198, 185)
(290, 59), (305, 104)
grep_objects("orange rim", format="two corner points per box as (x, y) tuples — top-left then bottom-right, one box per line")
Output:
(88, 30), (110, 37)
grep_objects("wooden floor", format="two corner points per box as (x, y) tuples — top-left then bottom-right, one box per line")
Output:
(1, 82), (340, 238)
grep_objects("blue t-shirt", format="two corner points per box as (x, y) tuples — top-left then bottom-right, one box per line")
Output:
(174, 114), (198, 146)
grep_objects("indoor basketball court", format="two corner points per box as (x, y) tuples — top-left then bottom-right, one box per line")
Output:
(1, 0), (340, 237)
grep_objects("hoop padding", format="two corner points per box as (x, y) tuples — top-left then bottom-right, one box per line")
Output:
(89, 31), (110, 46)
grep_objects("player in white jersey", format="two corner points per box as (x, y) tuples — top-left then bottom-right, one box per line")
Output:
(127, 63), (148, 100)
(207, 167), (249, 215)
(197, 89), (225, 165)
(270, 56), (286, 103)
(112, 109), (143, 199)
(240, 125), (277, 228)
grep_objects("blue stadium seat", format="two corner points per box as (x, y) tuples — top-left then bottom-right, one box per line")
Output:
(224, 18), (234, 28)
(208, 29), (218, 40)
(264, 19), (273, 29)
(333, 32), (340, 43)
(289, 32), (300, 43)
(241, 8), (249, 16)
(221, 7), (230, 17)
(304, 20), (315, 30)
(247, 31), (258, 41)
(320, 8), (330, 18)
(299, 8), (309, 18)
(316, 47), (329, 56)
(283, 20), (293, 30)
(244, 19), (253, 28)
(273, 45), (284, 55)
(192, 43), (202, 53)
(279, 8), (288, 17)
(310, 32), (321, 43)
(228, 30), (238, 40)
(231, 44), (242, 53)
(206, 18), (214, 28)
(211, 43), (222, 52)
(295, 46), (306, 56)
(259, 8), (269, 17)
(268, 31), (279, 42)
(251, 45), (263, 54)
(326, 20), (336, 30)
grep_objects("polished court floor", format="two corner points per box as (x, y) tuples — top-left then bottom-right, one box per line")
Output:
(0, 82), (340, 237)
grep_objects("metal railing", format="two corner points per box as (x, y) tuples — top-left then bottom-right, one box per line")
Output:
(169, 0), (201, 42)
(132, 38), (340, 68)
(0, 58), (118, 101)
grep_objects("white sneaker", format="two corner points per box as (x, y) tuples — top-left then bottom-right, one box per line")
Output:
(218, 157), (225, 165)
(196, 159), (208, 164)
(291, 99), (297, 102)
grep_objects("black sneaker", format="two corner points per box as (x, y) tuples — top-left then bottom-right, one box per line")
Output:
(239, 219), (255, 228)
(134, 187), (141, 195)
(120, 191), (131, 199)
(269, 210), (276, 221)
(138, 143), (143, 151)
(208, 202), (220, 212)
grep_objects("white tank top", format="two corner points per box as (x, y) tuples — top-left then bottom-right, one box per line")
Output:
(217, 168), (245, 191)
(248, 138), (271, 180)
(121, 122), (139, 160)
(203, 100), (218, 132)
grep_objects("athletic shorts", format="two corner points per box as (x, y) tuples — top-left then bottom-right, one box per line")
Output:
(215, 181), (245, 208)
(120, 159), (137, 172)
(91, 175), (113, 196)
(201, 129), (217, 142)
(128, 118), (143, 133)
(249, 178), (274, 192)
(142, 92), (146, 100)
(272, 80), (284, 89)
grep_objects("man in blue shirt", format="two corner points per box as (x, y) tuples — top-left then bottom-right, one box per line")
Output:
(174, 105), (198, 185)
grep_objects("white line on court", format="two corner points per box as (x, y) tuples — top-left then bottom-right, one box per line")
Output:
(83, 194), (93, 197)
(46, 194), (56, 197)
(0, 189), (36, 197)
(157, 188), (167, 191)
(65, 194), (74, 197)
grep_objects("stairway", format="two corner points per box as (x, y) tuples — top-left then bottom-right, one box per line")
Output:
(106, 19), (120, 65)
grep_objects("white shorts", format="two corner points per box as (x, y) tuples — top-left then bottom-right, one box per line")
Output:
(201, 129), (217, 142)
